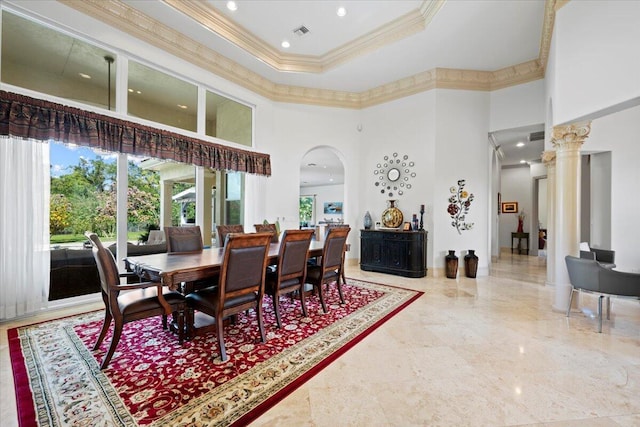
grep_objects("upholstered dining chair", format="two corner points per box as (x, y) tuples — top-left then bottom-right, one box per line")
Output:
(85, 232), (185, 369)
(265, 229), (314, 328)
(324, 223), (350, 285)
(165, 226), (204, 253)
(306, 227), (350, 313)
(185, 232), (273, 362)
(216, 224), (245, 247)
(254, 223), (279, 243)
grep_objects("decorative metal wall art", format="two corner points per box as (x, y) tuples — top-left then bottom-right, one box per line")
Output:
(373, 152), (416, 198)
(447, 179), (475, 234)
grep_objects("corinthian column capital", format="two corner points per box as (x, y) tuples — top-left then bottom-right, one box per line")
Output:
(541, 150), (556, 166)
(551, 121), (591, 151)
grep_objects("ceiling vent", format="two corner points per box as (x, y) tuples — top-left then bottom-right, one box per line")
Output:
(293, 25), (310, 37)
(529, 131), (545, 141)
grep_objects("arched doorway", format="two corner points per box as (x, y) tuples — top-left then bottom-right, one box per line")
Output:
(299, 147), (345, 240)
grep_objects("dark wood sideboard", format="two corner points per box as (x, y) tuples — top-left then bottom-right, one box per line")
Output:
(360, 229), (427, 278)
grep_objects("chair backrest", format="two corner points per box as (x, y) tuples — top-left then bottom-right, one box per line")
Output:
(565, 255), (601, 293)
(599, 266), (640, 298)
(321, 227), (350, 272)
(219, 232), (272, 299)
(216, 224), (245, 247)
(85, 232), (120, 295)
(147, 230), (165, 245)
(277, 229), (314, 279)
(165, 226), (203, 253)
(254, 223), (279, 243)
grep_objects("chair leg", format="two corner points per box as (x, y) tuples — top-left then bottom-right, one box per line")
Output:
(336, 274), (345, 305)
(93, 310), (113, 351)
(606, 296), (611, 320)
(257, 299), (266, 343)
(216, 313), (227, 362)
(597, 295), (604, 333)
(272, 294), (282, 328)
(566, 288), (575, 318)
(317, 283), (328, 313)
(101, 318), (124, 369)
(162, 314), (168, 330)
(299, 286), (308, 318)
(177, 309), (185, 345)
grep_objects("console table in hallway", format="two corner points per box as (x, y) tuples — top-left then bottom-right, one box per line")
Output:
(511, 232), (530, 255)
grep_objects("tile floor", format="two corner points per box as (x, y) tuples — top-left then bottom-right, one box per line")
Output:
(1, 254), (639, 426)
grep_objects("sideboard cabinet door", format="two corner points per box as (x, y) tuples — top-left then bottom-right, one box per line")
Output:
(360, 229), (427, 278)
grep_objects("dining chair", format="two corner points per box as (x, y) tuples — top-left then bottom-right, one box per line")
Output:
(254, 223), (279, 243)
(165, 226), (204, 253)
(306, 227), (350, 313)
(325, 223), (350, 285)
(85, 232), (185, 369)
(185, 232), (273, 362)
(265, 229), (314, 328)
(216, 224), (245, 247)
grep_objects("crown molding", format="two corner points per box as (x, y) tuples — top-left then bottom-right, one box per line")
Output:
(163, 0), (446, 74)
(59, 0), (552, 109)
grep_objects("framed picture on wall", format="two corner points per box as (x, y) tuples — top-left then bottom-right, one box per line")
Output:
(323, 202), (343, 214)
(501, 202), (518, 214)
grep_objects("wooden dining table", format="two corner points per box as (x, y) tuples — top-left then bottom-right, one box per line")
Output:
(124, 241), (324, 291)
(124, 240), (325, 339)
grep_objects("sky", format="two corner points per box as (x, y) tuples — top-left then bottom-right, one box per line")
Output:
(49, 142), (115, 177)
(49, 142), (144, 177)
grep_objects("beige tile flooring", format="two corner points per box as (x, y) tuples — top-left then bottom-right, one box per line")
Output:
(2, 254), (639, 426)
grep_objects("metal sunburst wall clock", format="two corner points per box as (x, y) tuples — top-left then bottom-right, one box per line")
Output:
(373, 152), (416, 198)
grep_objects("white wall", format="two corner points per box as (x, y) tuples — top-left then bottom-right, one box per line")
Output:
(553, 1), (640, 125)
(585, 105), (640, 271)
(589, 152), (611, 250)
(489, 80), (545, 132)
(434, 90), (491, 275)
(361, 91), (436, 267)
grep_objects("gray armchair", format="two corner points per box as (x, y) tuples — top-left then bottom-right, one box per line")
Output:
(565, 255), (640, 332)
(579, 247), (616, 269)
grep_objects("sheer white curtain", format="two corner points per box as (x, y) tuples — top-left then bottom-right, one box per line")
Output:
(0, 136), (50, 320)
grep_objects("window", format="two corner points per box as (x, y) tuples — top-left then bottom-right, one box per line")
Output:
(299, 195), (315, 227)
(225, 171), (244, 224)
(205, 90), (253, 147)
(1, 11), (116, 110)
(128, 61), (197, 132)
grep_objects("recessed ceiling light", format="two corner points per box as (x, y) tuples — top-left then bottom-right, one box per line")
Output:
(136, 90), (142, 94)
(337, 7), (347, 17)
(79, 73), (91, 79)
(516, 142), (525, 147)
(177, 104), (188, 109)
(128, 88), (134, 93)
(519, 160), (526, 164)
(226, 1), (237, 11)
(281, 40), (290, 48)
(307, 163), (316, 167)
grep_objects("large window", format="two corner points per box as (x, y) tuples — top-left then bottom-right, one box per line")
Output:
(1, 11), (116, 110)
(206, 90), (252, 147)
(225, 172), (244, 224)
(128, 61), (197, 132)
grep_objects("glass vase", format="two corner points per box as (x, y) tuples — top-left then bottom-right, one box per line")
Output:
(445, 250), (458, 279)
(464, 249), (478, 278)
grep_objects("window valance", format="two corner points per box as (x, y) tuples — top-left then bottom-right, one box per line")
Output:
(0, 91), (271, 176)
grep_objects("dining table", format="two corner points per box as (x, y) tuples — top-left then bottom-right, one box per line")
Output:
(124, 240), (325, 338)
(124, 241), (324, 291)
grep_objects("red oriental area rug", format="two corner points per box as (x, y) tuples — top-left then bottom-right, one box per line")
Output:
(9, 278), (422, 426)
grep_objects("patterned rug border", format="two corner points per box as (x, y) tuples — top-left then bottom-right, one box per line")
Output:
(8, 278), (423, 427)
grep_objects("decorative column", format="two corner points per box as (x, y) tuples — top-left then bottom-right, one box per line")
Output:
(159, 179), (173, 229)
(541, 150), (556, 288)
(551, 122), (591, 312)
(196, 167), (215, 247)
